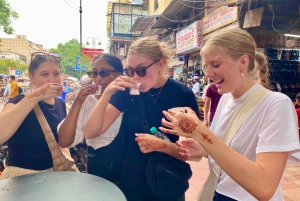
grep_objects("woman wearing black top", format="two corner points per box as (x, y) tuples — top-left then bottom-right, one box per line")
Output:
(86, 37), (199, 201)
(0, 52), (67, 179)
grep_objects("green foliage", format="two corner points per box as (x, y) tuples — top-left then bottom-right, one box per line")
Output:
(0, 59), (28, 75)
(0, 0), (19, 34)
(50, 39), (92, 79)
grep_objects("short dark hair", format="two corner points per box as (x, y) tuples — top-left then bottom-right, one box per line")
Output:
(93, 53), (123, 73)
(29, 54), (60, 74)
(9, 75), (16, 80)
(296, 93), (300, 101)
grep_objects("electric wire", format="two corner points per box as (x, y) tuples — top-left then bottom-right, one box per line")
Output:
(268, 2), (300, 33)
(177, 0), (205, 10)
(63, 0), (77, 9)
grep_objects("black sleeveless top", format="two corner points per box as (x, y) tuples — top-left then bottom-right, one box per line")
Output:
(6, 95), (66, 170)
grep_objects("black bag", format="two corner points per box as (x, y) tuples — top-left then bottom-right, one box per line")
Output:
(137, 95), (192, 201)
(146, 152), (192, 200)
(87, 113), (128, 182)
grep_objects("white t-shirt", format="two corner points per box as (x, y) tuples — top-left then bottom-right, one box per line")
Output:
(57, 95), (123, 149)
(192, 82), (201, 96)
(209, 84), (300, 201)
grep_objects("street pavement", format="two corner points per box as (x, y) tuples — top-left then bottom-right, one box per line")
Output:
(1, 101), (299, 200)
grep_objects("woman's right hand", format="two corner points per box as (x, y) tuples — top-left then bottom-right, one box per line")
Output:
(104, 76), (138, 95)
(25, 83), (63, 101)
(75, 84), (98, 103)
(176, 138), (205, 160)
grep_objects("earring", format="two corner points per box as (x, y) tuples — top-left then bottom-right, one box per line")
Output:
(241, 73), (244, 76)
(111, 75), (114, 79)
(158, 71), (161, 75)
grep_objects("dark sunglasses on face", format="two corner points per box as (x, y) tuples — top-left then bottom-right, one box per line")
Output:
(31, 52), (60, 62)
(87, 69), (117, 78)
(124, 60), (159, 77)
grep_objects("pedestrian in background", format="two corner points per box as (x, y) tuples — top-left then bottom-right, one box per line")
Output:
(4, 80), (10, 98)
(8, 75), (19, 99)
(86, 37), (199, 201)
(192, 76), (201, 97)
(203, 81), (222, 127)
(58, 53), (125, 182)
(0, 52), (69, 180)
(160, 28), (300, 201)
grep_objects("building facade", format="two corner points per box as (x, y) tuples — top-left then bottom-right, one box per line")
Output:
(0, 35), (45, 64)
(0, 52), (27, 64)
(148, 0), (172, 15)
(106, 0), (149, 61)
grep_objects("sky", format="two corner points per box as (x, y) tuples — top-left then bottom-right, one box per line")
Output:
(0, 0), (110, 51)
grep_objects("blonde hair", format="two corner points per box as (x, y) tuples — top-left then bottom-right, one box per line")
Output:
(128, 37), (172, 68)
(200, 28), (270, 89)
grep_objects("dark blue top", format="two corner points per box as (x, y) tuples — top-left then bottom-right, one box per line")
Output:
(6, 95), (67, 170)
(109, 78), (200, 200)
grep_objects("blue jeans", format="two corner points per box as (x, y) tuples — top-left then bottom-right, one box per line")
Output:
(213, 191), (236, 201)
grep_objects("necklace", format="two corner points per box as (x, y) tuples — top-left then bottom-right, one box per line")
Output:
(148, 85), (164, 103)
(41, 100), (56, 110)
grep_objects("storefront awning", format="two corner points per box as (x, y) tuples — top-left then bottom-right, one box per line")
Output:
(130, 15), (169, 36)
(130, 15), (160, 32)
(152, 0), (203, 29)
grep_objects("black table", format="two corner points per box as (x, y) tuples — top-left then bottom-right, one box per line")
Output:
(0, 171), (126, 201)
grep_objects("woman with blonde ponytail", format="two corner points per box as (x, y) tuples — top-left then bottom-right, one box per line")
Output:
(160, 28), (300, 201)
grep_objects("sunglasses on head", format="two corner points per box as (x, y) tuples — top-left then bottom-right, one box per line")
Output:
(87, 69), (117, 78)
(124, 60), (159, 77)
(31, 52), (60, 62)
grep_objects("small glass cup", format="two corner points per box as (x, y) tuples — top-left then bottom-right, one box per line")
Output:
(95, 85), (102, 95)
(130, 83), (141, 95)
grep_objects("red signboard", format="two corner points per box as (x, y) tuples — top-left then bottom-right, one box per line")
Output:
(82, 48), (104, 61)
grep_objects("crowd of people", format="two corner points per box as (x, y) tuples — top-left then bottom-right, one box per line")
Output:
(0, 28), (299, 201)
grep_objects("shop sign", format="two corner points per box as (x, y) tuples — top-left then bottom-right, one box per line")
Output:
(170, 57), (184, 67)
(162, 32), (176, 56)
(202, 6), (238, 35)
(243, 7), (264, 28)
(176, 20), (202, 55)
(161, 32), (176, 48)
(9, 67), (16, 75)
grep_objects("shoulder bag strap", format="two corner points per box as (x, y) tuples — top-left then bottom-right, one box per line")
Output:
(33, 104), (64, 164)
(198, 87), (271, 201)
(137, 95), (150, 133)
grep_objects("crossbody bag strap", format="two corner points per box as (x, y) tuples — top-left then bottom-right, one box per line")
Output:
(33, 104), (64, 162)
(137, 95), (150, 133)
(197, 87), (271, 201)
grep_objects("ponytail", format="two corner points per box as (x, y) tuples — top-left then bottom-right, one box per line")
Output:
(254, 52), (270, 89)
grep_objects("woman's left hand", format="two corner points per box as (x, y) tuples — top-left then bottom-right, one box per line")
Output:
(135, 134), (168, 153)
(160, 107), (205, 138)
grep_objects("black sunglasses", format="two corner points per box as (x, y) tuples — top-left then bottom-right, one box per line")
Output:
(87, 69), (117, 78)
(31, 52), (60, 62)
(124, 60), (159, 77)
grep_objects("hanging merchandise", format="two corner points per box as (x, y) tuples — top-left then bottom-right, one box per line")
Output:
(266, 48), (300, 97)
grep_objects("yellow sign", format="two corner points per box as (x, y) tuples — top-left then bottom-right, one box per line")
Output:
(202, 6), (238, 35)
